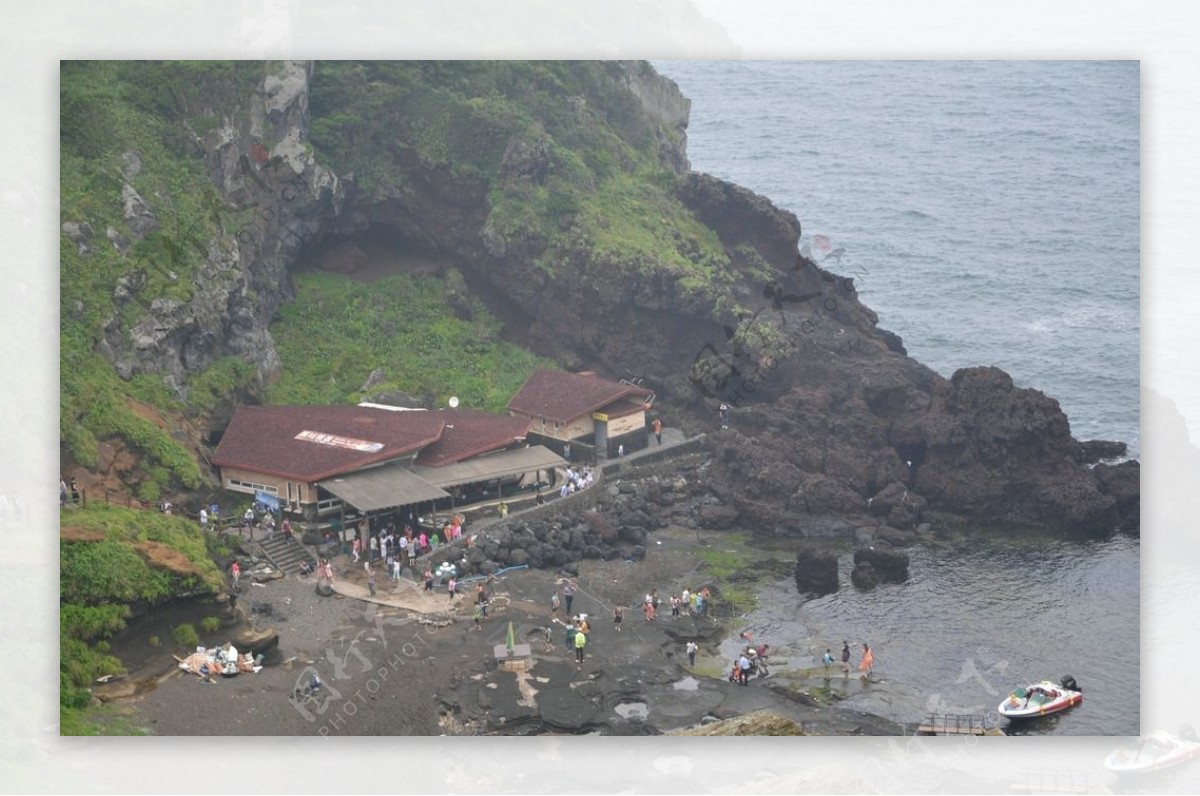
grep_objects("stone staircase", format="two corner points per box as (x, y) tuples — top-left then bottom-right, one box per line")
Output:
(255, 533), (317, 575)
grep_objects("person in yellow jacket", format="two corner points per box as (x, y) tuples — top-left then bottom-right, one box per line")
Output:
(574, 626), (587, 665)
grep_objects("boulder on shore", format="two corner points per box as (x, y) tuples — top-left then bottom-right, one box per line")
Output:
(853, 546), (909, 583)
(850, 561), (880, 589)
(794, 544), (838, 596)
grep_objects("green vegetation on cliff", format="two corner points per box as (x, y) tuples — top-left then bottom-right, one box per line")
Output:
(60, 505), (224, 733)
(62, 60), (750, 501)
(61, 61), (271, 498)
(267, 270), (551, 410)
(308, 61), (735, 296)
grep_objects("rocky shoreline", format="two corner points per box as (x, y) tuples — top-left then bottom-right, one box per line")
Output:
(114, 522), (907, 737)
(108, 438), (1136, 736)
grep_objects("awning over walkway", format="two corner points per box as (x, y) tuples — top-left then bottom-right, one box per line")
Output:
(409, 445), (565, 489)
(318, 465), (450, 512)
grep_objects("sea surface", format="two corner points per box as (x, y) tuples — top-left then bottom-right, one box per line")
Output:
(655, 60), (1140, 735)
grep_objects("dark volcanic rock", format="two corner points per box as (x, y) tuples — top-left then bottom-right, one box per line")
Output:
(854, 546), (909, 582)
(903, 367), (1127, 532)
(1093, 459), (1140, 531)
(873, 525), (918, 548)
(850, 561), (880, 589)
(1073, 439), (1128, 465)
(536, 666), (601, 731)
(793, 544), (838, 596)
(696, 504), (740, 529)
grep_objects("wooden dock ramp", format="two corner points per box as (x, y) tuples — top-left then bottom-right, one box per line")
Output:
(916, 713), (1003, 736)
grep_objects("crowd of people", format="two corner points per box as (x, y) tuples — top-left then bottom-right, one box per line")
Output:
(636, 586), (712, 621)
(557, 465), (595, 498)
(349, 513), (467, 573)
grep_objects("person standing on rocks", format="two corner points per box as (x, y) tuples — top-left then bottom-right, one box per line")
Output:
(562, 581), (575, 614)
(613, 604), (624, 632)
(230, 560), (240, 590)
(823, 648), (835, 674)
(859, 642), (875, 677)
(643, 599), (657, 622)
(574, 626), (587, 666)
(367, 565), (377, 597)
(841, 641), (852, 676)
(686, 641), (698, 667)
(448, 576), (458, 601)
(652, 416), (663, 444)
(551, 592), (561, 613)
(199, 507), (208, 529)
(737, 653), (752, 685)
(472, 604), (483, 632)
(423, 568), (434, 592)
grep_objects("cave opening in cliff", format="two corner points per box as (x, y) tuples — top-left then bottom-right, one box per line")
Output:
(292, 224), (450, 282)
(289, 222), (538, 350)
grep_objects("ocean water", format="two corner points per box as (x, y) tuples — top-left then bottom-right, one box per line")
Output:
(655, 61), (1140, 735)
(656, 60), (1140, 456)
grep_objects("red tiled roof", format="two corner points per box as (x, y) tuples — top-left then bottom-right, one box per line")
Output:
(414, 409), (533, 467)
(211, 405), (445, 482)
(506, 369), (653, 424)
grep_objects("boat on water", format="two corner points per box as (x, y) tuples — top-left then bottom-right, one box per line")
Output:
(998, 676), (1082, 720)
(1104, 729), (1200, 775)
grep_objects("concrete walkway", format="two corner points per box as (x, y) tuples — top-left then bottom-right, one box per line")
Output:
(322, 570), (463, 614)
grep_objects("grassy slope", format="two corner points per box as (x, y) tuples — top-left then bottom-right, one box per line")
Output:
(266, 270), (552, 410)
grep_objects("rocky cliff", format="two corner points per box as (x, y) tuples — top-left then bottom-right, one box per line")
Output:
(59, 60), (1137, 533)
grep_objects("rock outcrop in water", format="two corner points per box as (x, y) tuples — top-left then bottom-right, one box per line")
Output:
(853, 546), (909, 585)
(793, 544), (839, 596)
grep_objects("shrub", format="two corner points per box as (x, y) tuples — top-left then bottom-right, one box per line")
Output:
(172, 623), (199, 649)
(200, 616), (221, 634)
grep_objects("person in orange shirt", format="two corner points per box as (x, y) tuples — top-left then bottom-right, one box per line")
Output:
(859, 642), (875, 676)
(652, 417), (663, 444)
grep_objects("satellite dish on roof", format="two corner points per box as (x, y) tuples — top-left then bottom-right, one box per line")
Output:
(448, 396), (459, 408)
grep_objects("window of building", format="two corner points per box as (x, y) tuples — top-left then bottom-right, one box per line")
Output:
(227, 479), (280, 495)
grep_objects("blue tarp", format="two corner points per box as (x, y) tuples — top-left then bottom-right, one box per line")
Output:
(255, 491), (280, 511)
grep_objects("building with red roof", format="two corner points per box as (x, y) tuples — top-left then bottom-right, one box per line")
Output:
(507, 369), (653, 460)
(212, 404), (555, 519)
